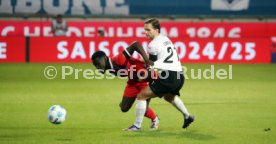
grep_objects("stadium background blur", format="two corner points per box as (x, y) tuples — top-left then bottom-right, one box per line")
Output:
(0, 0), (276, 144)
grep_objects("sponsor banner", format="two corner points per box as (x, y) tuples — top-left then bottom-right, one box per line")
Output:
(172, 38), (271, 63)
(29, 37), (271, 63)
(1, 21), (276, 38)
(0, 0), (129, 16)
(0, 37), (25, 63)
(211, 0), (250, 11)
(0, 0), (276, 16)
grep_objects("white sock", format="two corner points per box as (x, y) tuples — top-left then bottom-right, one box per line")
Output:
(172, 96), (190, 119)
(134, 100), (147, 128)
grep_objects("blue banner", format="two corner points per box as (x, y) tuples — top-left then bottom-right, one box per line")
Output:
(0, 0), (276, 16)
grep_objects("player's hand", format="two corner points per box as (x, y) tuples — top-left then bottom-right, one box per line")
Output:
(145, 60), (154, 67)
(146, 60), (154, 73)
(146, 65), (155, 75)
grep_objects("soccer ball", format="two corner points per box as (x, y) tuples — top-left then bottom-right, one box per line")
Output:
(48, 105), (67, 124)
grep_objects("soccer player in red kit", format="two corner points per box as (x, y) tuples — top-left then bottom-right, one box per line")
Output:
(91, 50), (160, 131)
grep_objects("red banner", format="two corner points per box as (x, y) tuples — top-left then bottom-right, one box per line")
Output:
(29, 37), (271, 63)
(0, 37), (25, 63)
(0, 20), (273, 63)
(1, 21), (276, 38)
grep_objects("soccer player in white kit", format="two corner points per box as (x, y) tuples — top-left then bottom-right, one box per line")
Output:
(123, 18), (195, 131)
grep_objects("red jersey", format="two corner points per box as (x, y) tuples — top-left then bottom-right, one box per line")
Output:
(109, 52), (155, 84)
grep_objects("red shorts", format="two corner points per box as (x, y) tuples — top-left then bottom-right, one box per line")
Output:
(123, 82), (148, 97)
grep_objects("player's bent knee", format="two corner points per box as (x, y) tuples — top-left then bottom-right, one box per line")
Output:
(137, 88), (154, 100)
(137, 93), (147, 100)
(164, 94), (175, 103)
(121, 108), (130, 113)
(120, 106), (130, 112)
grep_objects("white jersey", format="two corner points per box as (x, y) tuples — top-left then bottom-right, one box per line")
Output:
(148, 34), (182, 72)
(52, 20), (67, 36)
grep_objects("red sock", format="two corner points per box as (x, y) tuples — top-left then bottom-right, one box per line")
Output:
(144, 106), (156, 120)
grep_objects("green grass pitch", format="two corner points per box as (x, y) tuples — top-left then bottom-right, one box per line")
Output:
(0, 63), (276, 144)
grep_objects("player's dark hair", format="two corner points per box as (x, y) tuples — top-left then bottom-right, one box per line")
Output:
(56, 14), (62, 18)
(144, 18), (161, 33)
(91, 51), (106, 64)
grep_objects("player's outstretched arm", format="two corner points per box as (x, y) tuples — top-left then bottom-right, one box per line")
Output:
(124, 41), (153, 66)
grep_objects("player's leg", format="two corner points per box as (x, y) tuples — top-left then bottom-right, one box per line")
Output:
(133, 86), (157, 129)
(120, 96), (157, 121)
(163, 94), (194, 128)
(144, 99), (156, 120)
(126, 71), (182, 131)
(163, 94), (191, 121)
(120, 96), (136, 112)
(123, 86), (158, 131)
(163, 72), (194, 128)
(137, 83), (158, 121)
(123, 83), (158, 121)
(145, 98), (160, 130)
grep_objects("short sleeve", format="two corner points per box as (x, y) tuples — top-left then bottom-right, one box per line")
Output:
(62, 21), (67, 27)
(148, 42), (158, 55)
(115, 53), (128, 66)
